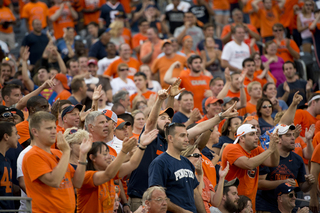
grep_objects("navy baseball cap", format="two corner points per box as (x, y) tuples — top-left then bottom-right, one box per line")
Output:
(275, 183), (300, 196)
(61, 104), (82, 119)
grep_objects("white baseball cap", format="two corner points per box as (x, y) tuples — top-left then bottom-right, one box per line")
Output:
(233, 124), (257, 144)
(273, 124), (295, 135)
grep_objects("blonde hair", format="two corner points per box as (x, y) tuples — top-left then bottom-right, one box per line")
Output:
(247, 81), (261, 93)
(64, 127), (89, 144)
(274, 111), (286, 124)
(181, 144), (198, 158)
(109, 20), (124, 37)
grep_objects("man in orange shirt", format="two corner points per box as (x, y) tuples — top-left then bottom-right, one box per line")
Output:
(22, 111), (92, 213)
(21, 0), (48, 32)
(53, 73), (72, 102)
(242, 58), (264, 87)
(103, 43), (140, 80)
(0, 0), (16, 49)
(132, 19), (149, 62)
(221, 123), (280, 211)
(140, 27), (163, 67)
(130, 72), (156, 105)
(196, 97), (223, 123)
(152, 39), (187, 89)
(239, 81), (262, 117)
(80, 0), (105, 27)
(272, 23), (300, 62)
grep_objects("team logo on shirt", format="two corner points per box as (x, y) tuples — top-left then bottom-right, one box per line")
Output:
(174, 169), (195, 181)
(247, 168), (257, 178)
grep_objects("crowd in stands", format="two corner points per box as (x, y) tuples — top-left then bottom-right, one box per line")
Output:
(1, 0), (320, 212)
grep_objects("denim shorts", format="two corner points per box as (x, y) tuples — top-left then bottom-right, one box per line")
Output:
(302, 37), (313, 44)
(214, 10), (230, 16)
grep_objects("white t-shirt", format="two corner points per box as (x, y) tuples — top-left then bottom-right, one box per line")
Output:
(111, 77), (137, 96)
(166, 1), (191, 12)
(17, 145), (33, 212)
(149, 80), (162, 93)
(97, 56), (120, 76)
(107, 136), (123, 154)
(98, 104), (113, 112)
(221, 40), (250, 72)
(174, 25), (204, 51)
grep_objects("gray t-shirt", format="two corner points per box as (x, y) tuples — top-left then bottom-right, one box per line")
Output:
(173, 25), (204, 51)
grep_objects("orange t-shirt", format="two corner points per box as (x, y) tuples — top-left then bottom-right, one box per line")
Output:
(80, 0), (106, 25)
(226, 89), (251, 101)
(22, 146), (76, 213)
(202, 155), (217, 189)
(130, 90), (157, 105)
(312, 132), (320, 149)
(222, 143), (265, 212)
(315, 120), (320, 136)
(196, 115), (209, 124)
(0, 7), (16, 33)
(132, 33), (148, 62)
(49, 5), (75, 40)
(103, 57), (140, 80)
(293, 136), (308, 165)
(131, 132), (140, 140)
(242, 0), (263, 29)
(21, 1), (48, 31)
(279, 0), (299, 28)
(213, 0), (229, 10)
(56, 125), (65, 134)
(243, 75), (264, 88)
(179, 73), (211, 115)
(253, 69), (277, 88)
(218, 119), (226, 133)
(152, 54), (187, 89)
(239, 101), (257, 117)
(273, 39), (300, 62)
(122, 27), (132, 48)
(140, 39), (163, 68)
(311, 143), (320, 188)
(258, 5), (281, 38)
(77, 171), (118, 213)
(119, 0), (130, 13)
(294, 109), (318, 137)
(55, 90), (72, 101)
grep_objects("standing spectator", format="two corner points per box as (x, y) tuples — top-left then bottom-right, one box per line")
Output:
(212, 0), (230, 37)
(272, 23), (300, 62)
(0, 0), (16, 50)
(201, 77), (224, 112)
(21, 0), (48, 32)
(139, 64), (161, 92)
(85, 22), (99, 49)
(131, 110), (145, 139)
(201, 37), (223, 78)
(239, 81), (262, 117)
(140, 27), (163, 68)
(263, 82), (288, 118)
(57, 27), (75, 59)
(197, 97), (223, 123)
(261, 41), (285, 87)
(99, 0), (125, 28)
(20, 19), (49, 66)
(1, 84), (22, 107)
(277, 61), (312, 108)
(189, 0), (214, 26)
(61, 104), (82, 132)
(310, 133), (320, 213)
(80, 0), (105, 28)
(251, 52), (276, 87)
(132, 19), (149, 62)
(97, 42), (119, 76)
(0, 62), (12, 83)
(130, 72), (156, 104)
(162, 0), (184, 36)
(112, 90), (130, 112)
(180, 35), (194, 57)
(68, 78), (87, 105)
(108, 20), (126, 50)
(221, 25), (251, 72)
(221, 123), (280, 211)
(198, 23), (223, 52)
(237, 196), (253, 213)
(49, 0), (78, 40)
(110, 63), (137, 96)
(53, 73), (72, 101)
(66, 59), (80, 85)
(88, 28), (111, 60)
(165, 0), (190, 13)
(242, 58), (264, 87)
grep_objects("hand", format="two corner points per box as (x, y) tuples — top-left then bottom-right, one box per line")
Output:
(170, 61), (181, 69)
(305, 174), (315, 184)
(140, 129), (159, 147)
(42, 75), (56, 89)
(219, 161), (229, 178)
(239, 68), (247, 84)
(285, 38), (290, 48)
(134, 205), (148, 213)
(184, 21), (191, 28)
(283, 81), (290, 93)
(221, 101), (238, 118)
(121, 137), (138, 154)
(158, 89), (169, 100)
(79, 105), (92, 122)
(292, 91), (303, 106)
(309, 198), (319, 213)
(266, 129), (280, 152)
(305, 124), (315, 141)
(21, 46), (30, 62)
(65, 1), (71, 7)
(57, 131), (70, 152)
(225, 67), (231, 82)
(168, 78), (185, 97)
(92, 85), (103, 101)
(284, 178), (297, 186)
(297, 207), (310, 213)
(270, 96), (279, 106)
(306, 79), (313, 91)
(195, 157), (203, 175)
(123, 205), (131, 213)
(204, 90), (213, 98)
(79, 133), (93, 155)
(294, 124), (302, 139)
(189, 108), (202, 122)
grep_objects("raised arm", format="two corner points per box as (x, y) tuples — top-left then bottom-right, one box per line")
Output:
(66, 2), (78, 19)
(303, 125), (315, 160)
(164, 61), (180, 85)
(237, 69), (247, 109)
(278, 91), (303, 125)
(217, 68), (231, 99)
(20, 46), (34, 91)
(166, 78), (185, 109)
(50, 3), (65, 21)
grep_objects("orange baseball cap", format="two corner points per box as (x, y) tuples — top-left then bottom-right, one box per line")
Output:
(55, 74), (70, 90)
(104, 109), (118, 123)
(162, 39), (172, 48)
(116, 118), (131, 129)
(205, 97), (223, 107)
(159, 107), (174, 118)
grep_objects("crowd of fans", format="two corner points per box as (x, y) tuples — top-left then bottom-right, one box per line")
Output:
(1, 0), (320, 212)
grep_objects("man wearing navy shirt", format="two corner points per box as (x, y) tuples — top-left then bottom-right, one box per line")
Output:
(88, 28), (111, 60)
(99, 0), (125, 28)
(148, 122), (206, 213)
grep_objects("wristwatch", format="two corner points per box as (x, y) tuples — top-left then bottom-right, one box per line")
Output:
(218, 112), (224, 121)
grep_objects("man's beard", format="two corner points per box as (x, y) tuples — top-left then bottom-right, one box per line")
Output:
(224, 196), (238, 213)
(157, 124), (165, 137)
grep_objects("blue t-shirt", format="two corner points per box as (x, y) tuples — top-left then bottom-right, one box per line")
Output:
(172, 111), (188, 123)
(201, 146), (215, 160)
(100, 2), (125, 28)
(5, 142), (22, 186)
(21, 32), (49, 65)
(271, 100), (288, 118)
(212, 135), (234, 149)
(0, 153), (15, 210)
(259, 117), (274, 135)
(256, 152), (306, 212)
(127, 128), (168, 198)
(148, 152), (199, 213)
(68, 96), (81, 105)
(88, 40), (107, 60)
(277, 80), (308, 108)
(57, 39), (75, 59)
(197, 38), (223, 51)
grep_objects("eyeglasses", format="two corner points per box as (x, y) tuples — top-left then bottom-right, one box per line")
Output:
(288, 192), (297, 198)
(1, 112), (13, 119)
(262, 105), (272, 109)
(187, 153), (202, 158)
(119, 68), (129, 72)
(69, 129), (78, 135)
(149, 197), (170, 204)
(273, 29), (283, 32)
(170, 38), (177, 42)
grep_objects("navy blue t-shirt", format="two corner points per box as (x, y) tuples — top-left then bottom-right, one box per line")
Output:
(189, 5), (210, 25)
(201, 146), (215, 160)
(198, 38), (223, 52)
(212, 135), (234, 149)
(259, 117), (274, 135)
(5, 142), (23, 186)
(256, 152), (306, 212)
(88, 40), (107, 60)
(0, 153), (15, 210)
(127, 128), (168, 198)
(21, 32), (49, 65)
(100, 2), (125, 28)
(149, 152), (199, 213)
(172, 111), (188, 123)
(277, 80), (308, 108)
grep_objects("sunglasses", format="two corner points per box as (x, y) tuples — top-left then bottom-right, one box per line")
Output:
(288, 192), (297, 198)
(305, 4), (313, 6)
(119, 68), (129, 72)
(187, 153), (202, 158)
(273, 29), (283, 32)
(1, 112), (13, 118)
(69, 129), (78, 135)
(262, 105), (272, 109)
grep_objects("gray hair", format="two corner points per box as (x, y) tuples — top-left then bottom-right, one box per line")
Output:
(84, 111), (104, 130)
(142, 186), (166, 205)
(113, 90), (129, 104)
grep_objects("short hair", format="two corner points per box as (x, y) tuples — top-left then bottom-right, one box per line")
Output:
(256, 98), (273, 117)
(0, 122), (15, 141)
(184, 11), (194, 17)
(51, 100), (72, 120)
(118, 113), (134, 125)
(209, 77), (223, 87)
(111, 102), (125, 113)
(178, 90), (194, 101)
(221, 117), (242, 136)
(86, 142), (109, 171)
(187, 55), (202, 65)
(165, 123), (186, 141)
(232, 8), (242, 16)
(231, 24), (245, 34)
(66, 59), (78, 69)
(134, 72), (147, 80)
(242, 58), (255, 68)
(282, 61), (296, 71)
(202, 23), (214, 31)
(272, 23), (284, 31)
(117, 63), (129, 72)
(231, 72), (241, 80)
(308, 93), (320, 103)
(64, 127), (89, 144)
(142, 186), (166, 205)
(113, 90), (129, 104)
(29, 111), (56, 140)
(14, 71), (22, 79)
(138, 18), (148, 25)
(247, 81), (261, 93)
(84, 111), (104, 130)
(1, 84), (21, 99)
(0, 63), (12, 72)
(87, 21), (99, 27)
(71, 78), (85, 93)
(237, 196), (252, 213)
(148, 27), (159, 35)
(26, 96), (48, 113)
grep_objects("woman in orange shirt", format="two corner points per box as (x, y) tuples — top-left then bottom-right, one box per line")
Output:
(131, 110), (145, 140)
(181, 35), (195, 58)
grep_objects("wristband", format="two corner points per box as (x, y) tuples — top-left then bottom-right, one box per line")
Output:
(78, 160), (88, 165)
(139, 146), (147, 151)
(123, 203), (130, 207)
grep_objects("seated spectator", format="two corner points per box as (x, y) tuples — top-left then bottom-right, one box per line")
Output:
(57, 27), (76, 59)
(114, 118), (131, 145)
(61, 104), (82, 130)
(198, 23), (223, 52)
(272, 23), (300, 62)
(239, 81), (262, 117)
(251, 52), (276, 87)
(53, 73), (72, 102)
(165, 0), (190, 13)
(141, 186), (168, 213)
(261, 41), (285, 87)
(99, 0), (125, 29)
(0, 62), (12, 83)
(181, 35), (195, 57)
(139, 64), (162, 92)
(242, 58), (264, 88)
(140, 27), (163, 68)
(201, 37), (223, 78)
(262, 82), (288, 118)
(131, 110), (145, 140)
(112, 90), (130, 112)
(111, 63), (137, 96)
(130, 72), (156, 105)
(85, 22), (99, 49)
(236, 195), (253, 213)
(97, 89), (113, 112)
